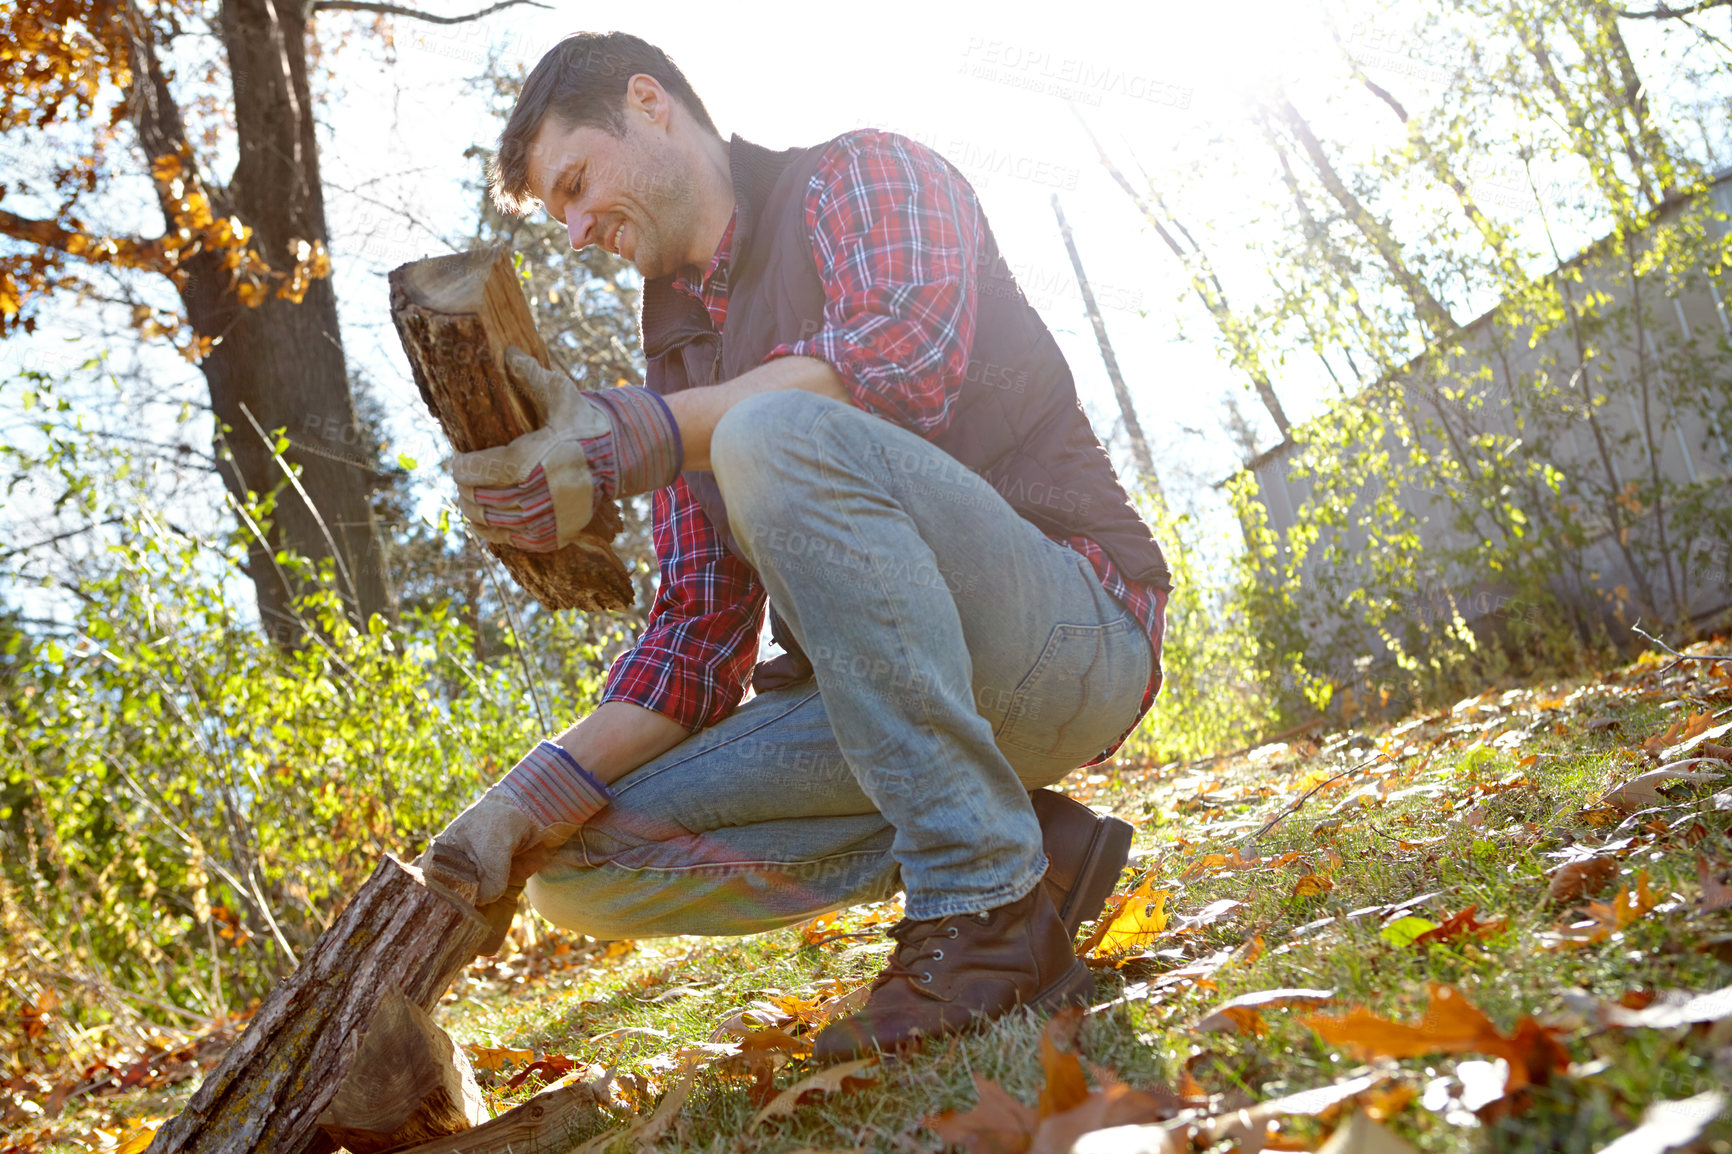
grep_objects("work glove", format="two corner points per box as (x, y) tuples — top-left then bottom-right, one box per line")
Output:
(418, 740), (614, 907)
(452, 347), (682, 552)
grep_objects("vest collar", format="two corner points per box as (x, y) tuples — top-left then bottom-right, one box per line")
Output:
(640, 135), (800, 358)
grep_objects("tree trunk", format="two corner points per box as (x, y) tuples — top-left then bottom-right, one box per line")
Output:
(1050, 195), (1162, 500)
(208, 0), (389, 636)
(125, 0), (390, 640)
(1271, 92), (1457, 338)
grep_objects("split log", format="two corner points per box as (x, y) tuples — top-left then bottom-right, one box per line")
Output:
(147, 857), (494, 1154)
(388, 1079), (613, 1154)
(315, 986), (485, 1153)
(389, 246), (634, 613)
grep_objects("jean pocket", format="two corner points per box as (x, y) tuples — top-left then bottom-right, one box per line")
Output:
(994, 616), (1148, 762)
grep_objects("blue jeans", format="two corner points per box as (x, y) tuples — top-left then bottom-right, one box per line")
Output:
(527, 391), (1153, 936)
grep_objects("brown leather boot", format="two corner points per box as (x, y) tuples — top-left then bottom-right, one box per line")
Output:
(812, 883), (1095, 1062)
(1033, 789), (1134, 938)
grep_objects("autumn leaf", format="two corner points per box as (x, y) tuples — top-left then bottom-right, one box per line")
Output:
(1546, 857), (1617, 903)
(1205, 1074), (1389, 1149)
(502, 1053), (580, 1090)
(1600, 983), (1732, 1029)
(1196, 988), (1336, 1035)
(1641, 711), (1713, 756)
(464, 1043), (533, 1073)
(1292, 873), (1334, 898)
(1412, 906), (1507, 945)
(1540, 870), (1662, 949)
(1600, 766), (1725, 812)
(751, 1057), (878, 1129)
(112, 1116), (167, 1154)
(1090, 877), (1171, 957)
(1595, 1091), (1725, 1154)
(1698, 856), (1732, 914)
(927, 1075), (1041, 1153)
(736, 1028), (812, 1057)
(1301, 984), (1570, 1091)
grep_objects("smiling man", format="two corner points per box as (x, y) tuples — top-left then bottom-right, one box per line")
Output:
(425, 31), (1172, 1061)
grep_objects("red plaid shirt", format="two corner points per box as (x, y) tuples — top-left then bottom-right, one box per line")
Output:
(602, 131), (1165, 760)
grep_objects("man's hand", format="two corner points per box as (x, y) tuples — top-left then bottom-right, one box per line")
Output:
(418, 740), (614, 905)
(452, 348), (682, 552)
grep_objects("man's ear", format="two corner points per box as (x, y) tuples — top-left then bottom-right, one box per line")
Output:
(624, 73), (670, 130)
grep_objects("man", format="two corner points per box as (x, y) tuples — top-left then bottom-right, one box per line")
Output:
(426, 31), (1171, 1061)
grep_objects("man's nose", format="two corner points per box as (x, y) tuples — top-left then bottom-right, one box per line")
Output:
(564, 204), (593, 250)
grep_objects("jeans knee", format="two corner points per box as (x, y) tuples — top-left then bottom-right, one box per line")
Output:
(525, 869), (634, 940)
(713, 390), (847, 549)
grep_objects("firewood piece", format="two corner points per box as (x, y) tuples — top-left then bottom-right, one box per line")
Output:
(389, 246), (634, 613)
(386, 1079), (612, 1154)
(315, 985), (484, 1153)
(147, 857), (493, 1154)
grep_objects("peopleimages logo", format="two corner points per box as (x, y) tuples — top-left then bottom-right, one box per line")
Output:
(959, 39), (1193, 110)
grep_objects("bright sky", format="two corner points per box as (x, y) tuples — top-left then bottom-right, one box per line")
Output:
(5, 0), (1718, 615)
(319, 0), (1348, 511)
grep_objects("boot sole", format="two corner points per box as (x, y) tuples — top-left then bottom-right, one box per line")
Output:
(1056, 813), (1135, 937)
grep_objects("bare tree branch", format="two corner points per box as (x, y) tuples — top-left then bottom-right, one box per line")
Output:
(310, 0), (547, 24)
(1618, 0), (1730, 16)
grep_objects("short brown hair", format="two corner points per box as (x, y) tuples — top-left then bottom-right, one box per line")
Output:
(490, 32), (719, 215)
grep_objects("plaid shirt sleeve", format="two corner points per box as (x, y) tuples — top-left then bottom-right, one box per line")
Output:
(765, 130), (982, 438)
(599, 475), (766, 731)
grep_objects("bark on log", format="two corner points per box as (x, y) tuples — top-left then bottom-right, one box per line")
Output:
(386, 1080), (613, 1154)
(147, 857), (493, 1154)
(389, 247), (634, 613)
(315, 985), (485, 1153)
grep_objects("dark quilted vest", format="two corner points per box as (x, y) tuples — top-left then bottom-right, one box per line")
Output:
(641, 135), (1171, 687)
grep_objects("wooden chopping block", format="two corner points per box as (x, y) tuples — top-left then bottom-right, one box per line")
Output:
(389, 246), (635, 613)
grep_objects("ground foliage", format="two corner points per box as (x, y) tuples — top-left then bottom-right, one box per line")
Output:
(6, 630), (1729, 1152)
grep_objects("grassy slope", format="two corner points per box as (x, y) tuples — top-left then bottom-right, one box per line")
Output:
(26, 642), (1732, 1152)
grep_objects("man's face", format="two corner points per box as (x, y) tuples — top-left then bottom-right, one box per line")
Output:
(527, 107), (696, 280)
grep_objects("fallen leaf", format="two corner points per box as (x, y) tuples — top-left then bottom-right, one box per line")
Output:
(1596, 1091), (1725, 1154)
(752, 1057), (878, 1128)
(1031, 1066), (1187, 1154)
(464, 1043), (534, 1073)
(1302, 984), (1570, 1091)
(927, 1074), (1040, 1153)
(1600, 766), (1725, 812)
(1412, 906), (1507, 946)
(1541, 871), (1662, 949)
(1292, 874), (1334, 898)
(502, 1053), (578, 1090)
(1038, 1007), (1090, 1116)
(1316, 1111), (1419, 1154)
(1547, 857), (1617, 903)
(1091, 878), (1171, 956)
(113, 1117), (166, 1154)
(1197, 989), (1336, 1035)
(1601, 983), (1732, 1029)
(1642, 711), (1714, 756)
(1698, 856), (1732, 914)
(1380, 916), (1440, 947)
(737, 1028), (812, 1056)
(1206, 1072), (1386, 1148)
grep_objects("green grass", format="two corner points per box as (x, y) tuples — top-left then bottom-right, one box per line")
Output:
(23, 646), (1732, 1152)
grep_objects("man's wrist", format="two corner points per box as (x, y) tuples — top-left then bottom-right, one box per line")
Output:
(494, 740), (615, 829)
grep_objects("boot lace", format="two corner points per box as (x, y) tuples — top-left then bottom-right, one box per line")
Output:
(870, 911), (991, 990)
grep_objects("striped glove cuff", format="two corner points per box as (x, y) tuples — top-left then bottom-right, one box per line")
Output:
(586, 386), (682, 498)
(495, 741), (614, 829)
